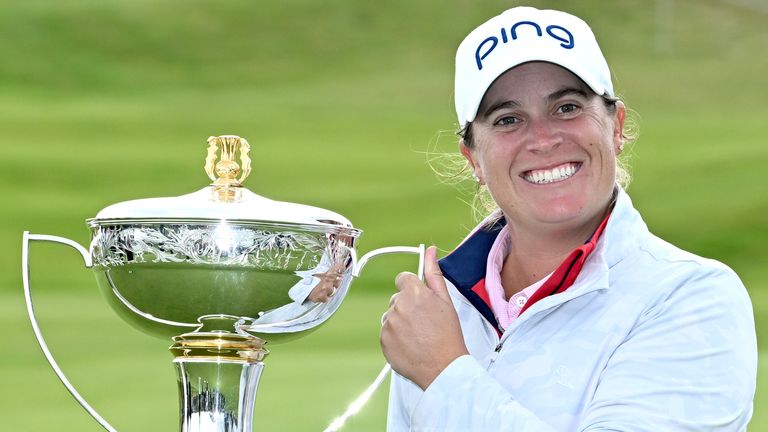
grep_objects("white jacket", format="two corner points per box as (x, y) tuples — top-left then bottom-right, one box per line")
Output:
(387, 189), (757, 431)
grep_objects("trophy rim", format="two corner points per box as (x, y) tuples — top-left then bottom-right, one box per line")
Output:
(86, 216), (363, 237)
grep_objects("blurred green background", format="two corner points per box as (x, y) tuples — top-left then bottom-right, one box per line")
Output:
(1, 0), (765, 430)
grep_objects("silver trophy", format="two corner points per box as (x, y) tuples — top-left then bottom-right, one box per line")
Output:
(22, 135), (424, 431)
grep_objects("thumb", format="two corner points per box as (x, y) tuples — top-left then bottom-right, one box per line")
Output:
(423, 245), (450, 301)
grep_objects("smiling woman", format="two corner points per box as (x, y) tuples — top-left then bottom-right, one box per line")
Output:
(379, 6), (757, 432)
(457, 89), (634, 222)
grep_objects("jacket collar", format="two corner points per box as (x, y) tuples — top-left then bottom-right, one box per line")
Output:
(597, 187), (649, 270)
(511, 188), (649, 328)
(439, 187), (648, 299)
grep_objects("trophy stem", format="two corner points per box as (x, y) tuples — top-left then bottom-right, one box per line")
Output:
(170, 316), (269, 432)
(174, 360), (264, 432)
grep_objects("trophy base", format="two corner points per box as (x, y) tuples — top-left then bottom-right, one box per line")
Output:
(170, 315), (269, 432)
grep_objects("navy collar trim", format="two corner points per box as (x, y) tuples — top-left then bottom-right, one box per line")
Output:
(438, 218), (506, 330)
(439, 217), (506, 291)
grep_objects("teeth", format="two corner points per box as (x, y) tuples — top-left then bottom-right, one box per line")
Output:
(523, 163), (579, 185)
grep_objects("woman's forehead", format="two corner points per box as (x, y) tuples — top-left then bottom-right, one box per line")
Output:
(479, 62), (592, 111)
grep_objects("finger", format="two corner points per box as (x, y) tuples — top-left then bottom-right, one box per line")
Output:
(395, 271), (418, 292)
(424, 245), (451, 301)
(389, 292), (399, 307)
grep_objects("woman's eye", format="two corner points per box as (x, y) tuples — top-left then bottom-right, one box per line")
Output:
(494, 116), (519, 126)
(556, 103), (579, 114)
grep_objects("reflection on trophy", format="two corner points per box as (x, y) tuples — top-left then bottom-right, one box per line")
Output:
(22, 135), (424, 432)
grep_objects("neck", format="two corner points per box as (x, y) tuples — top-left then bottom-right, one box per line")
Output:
(500, 207), (609, 299)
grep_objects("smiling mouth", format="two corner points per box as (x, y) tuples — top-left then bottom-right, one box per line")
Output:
(522, 162), (581, 185)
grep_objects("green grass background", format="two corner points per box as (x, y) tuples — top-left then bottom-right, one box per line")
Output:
(1, 0), (766, 430)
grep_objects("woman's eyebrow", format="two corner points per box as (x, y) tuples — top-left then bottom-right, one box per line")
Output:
(481, 100), (520, 119)
(481, 87), (590, 119)
(548, 87), (589, 102)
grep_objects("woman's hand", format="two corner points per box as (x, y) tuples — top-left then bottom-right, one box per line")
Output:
(380, 246), (469, 390)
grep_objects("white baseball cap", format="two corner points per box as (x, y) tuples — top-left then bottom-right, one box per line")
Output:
(454, 6), (614, 127)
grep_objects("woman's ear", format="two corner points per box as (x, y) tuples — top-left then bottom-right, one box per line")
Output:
(460, 140), (484, 184)
(613, 101), (627, 154)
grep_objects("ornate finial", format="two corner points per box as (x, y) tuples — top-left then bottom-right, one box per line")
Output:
(204, 135), (252, 188)
(204, 135), (252, 202)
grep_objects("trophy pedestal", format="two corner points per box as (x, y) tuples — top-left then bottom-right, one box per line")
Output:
(171, 316), (269, 432)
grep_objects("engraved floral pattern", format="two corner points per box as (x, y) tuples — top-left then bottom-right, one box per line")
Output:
(91, 224), (326, 270)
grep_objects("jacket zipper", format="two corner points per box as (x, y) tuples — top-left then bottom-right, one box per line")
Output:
(487, 341), (504, 370)
(486, 315), (505, 371)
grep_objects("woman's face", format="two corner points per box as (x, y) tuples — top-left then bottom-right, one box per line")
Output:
(461, 62), (626, 235)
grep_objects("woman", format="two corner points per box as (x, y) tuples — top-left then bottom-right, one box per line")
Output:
(380, 6), (756, 431)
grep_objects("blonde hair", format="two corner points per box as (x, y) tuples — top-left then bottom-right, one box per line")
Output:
(428, 97), (638, 222)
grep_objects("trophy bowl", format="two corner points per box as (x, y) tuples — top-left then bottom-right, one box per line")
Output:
(88, 206), (361, 344)
(22, 135), (424, 432)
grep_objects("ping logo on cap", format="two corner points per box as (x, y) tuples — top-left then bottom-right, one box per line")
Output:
(475, 21), (574, 70)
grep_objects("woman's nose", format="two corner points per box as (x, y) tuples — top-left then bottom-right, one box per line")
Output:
(524, 118), (562, 154)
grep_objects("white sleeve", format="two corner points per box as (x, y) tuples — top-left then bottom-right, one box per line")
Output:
(579, 265), (756, 431)
(387, 369), (424, 432)
(394, 266), (756, 432)
(410, 355), (559, 431)
(389, 359), (556, 431)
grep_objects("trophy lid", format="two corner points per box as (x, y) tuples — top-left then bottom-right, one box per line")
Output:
(87, 135), (358, 234)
